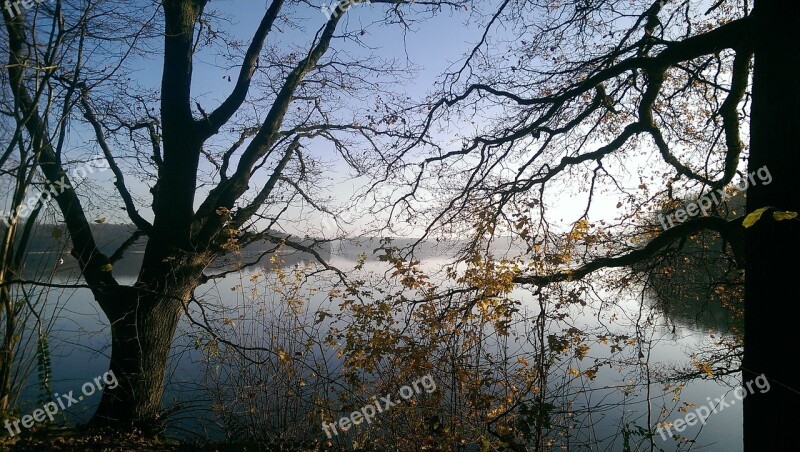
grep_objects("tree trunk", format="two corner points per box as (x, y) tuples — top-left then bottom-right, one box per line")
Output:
(88, 286), (187, 434)
(0, 285), (15, 415)
(744, 1), (800, 450)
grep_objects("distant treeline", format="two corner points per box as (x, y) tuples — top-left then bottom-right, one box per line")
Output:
(4, 223), (332, 277)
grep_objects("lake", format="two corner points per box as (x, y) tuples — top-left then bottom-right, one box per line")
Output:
(10, 244), (744, 450)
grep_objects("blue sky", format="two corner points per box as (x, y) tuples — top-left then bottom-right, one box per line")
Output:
(106, 0), (495, 236)
(7, 0), (645, 238)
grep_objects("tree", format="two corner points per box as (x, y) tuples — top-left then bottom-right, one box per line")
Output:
(0, 0), (108, 420)
(2, 0), (469, 433)
(383, 0), (798, 449)
(0, 119), (71, 418)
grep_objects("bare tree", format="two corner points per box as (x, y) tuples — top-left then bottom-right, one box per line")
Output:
(381, 0), (798, 449)
(2, 0), (470, 433)
(0, 0), (113, 420)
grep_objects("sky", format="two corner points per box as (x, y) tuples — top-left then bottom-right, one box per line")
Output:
(187, 0), (627, 238)
(3, 0), (687, 239)
(97, 0), (510, 237)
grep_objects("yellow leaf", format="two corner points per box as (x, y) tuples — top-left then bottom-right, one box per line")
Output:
(575, 344), (590, 360)
(773, 211), (798, 221)
(695, 361), (714, 377)
(277, 349), (290, 362)
(100, 263), (113, 272)
(743, 207), (770, 228)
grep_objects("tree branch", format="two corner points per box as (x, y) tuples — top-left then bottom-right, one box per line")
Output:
(193, 14), (344, 233)
(513, 216), (743, 286)
(80, 95), (154, 233)
(4, 9), (117, 289)
(200, 0), (285, 138)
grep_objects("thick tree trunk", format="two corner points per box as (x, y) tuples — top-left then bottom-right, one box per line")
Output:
(87, 285), (188, 434)
(743, 1), (800, 450)
(87, 247), (211, 434)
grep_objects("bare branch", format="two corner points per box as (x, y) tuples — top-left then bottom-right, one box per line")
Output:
(80, 94), (154, 233)
(200, 0), (285, 138)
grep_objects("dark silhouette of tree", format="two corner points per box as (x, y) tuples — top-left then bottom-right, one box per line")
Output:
(382, 0), (798, 449)
(2, 0), (470, 434)
(0, 130), (75, 419)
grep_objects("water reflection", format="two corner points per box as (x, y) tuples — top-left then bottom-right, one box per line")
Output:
(11, 228), (743, 450)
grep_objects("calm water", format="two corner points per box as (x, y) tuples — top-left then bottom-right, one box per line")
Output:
(11, 247), (743, 450)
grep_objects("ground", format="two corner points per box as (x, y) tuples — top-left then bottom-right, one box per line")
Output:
(0, 428), (301, 451)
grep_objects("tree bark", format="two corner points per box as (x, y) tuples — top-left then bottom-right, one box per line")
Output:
(743, 1), (800, 450)
(89, 282), (196, 436)
(88, 286), (186, 433)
